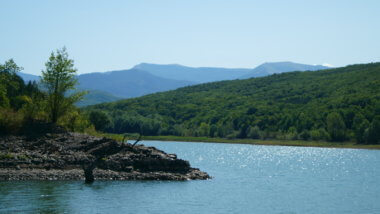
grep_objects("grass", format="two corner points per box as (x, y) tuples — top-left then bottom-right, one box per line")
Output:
(86, 131), (380, 150)
(0, 153), (14, 160)
(0, 153), (30, 160)
(140, 136), (380, 150)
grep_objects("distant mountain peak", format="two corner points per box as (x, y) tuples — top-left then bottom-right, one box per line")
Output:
(134, 62), (185, 68)
(241, 61), (329, 79)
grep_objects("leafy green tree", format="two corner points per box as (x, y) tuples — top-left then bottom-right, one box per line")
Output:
(199, 122), (210, 136)
(247, 125), (260, 139)
(326, 112), (346, 141)
(88, 110), (111, 131)
(310, 128), (330, 141)
(352, 113), (369, 144)
(0, 78), (8, 108)
(41, 47), (85, 123)
(0, 59), (23, 108)
(366, 116), (380, 144)
(209, 124), (218, 137)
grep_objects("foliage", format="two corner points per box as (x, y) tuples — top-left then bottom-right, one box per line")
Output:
(0, 50), (91, 135)
(0, 59), (23, 108)
(326, 112), (346, 141)
(0, 108), (24, 135)
(86, 62), (380, 144)
(88, 110), (112, 132)
(366, 116), (380, 144)
(41, 47), (86, 123)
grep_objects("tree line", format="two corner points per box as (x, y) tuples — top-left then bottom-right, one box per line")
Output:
(86, 62), (380, 144)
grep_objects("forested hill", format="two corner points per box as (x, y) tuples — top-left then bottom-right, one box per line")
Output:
(87, 62), (380, 144)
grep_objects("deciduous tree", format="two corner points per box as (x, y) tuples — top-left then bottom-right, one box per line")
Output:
(41, 47), (85, 123)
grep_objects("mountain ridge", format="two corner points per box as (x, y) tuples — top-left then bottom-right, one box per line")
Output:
(133, 62), (251, 83)
(241, 61), (329, 78)
(18, 61), (331, 106)
(77, 68), (194, 98)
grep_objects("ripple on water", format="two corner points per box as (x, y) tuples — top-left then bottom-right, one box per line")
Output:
(1, 141), (380, 214)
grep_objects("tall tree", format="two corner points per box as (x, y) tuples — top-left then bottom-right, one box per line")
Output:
(366, 116), (380, 144)
(326, 112), (346, 142)
(0, 59), (23, 108)
(41, 47), (85, 123)
(89, 110), (111, 131)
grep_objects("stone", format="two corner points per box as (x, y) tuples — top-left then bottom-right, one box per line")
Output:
(0, 132), (210, 181)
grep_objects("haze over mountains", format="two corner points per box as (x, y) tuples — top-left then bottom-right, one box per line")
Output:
(77, 69), (194, 98)
(19, 61), (330, 106)
(133, 63), (251, 83)
(134, 62), (329, 83)
(241, 62), (330, 79)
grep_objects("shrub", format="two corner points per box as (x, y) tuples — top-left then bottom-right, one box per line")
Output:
(0, 108), (24, 135)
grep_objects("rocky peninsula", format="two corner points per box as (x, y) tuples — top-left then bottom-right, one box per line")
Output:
(0, 131), (210, 181)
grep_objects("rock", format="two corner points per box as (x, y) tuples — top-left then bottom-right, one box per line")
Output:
(0, 132), (210, 181)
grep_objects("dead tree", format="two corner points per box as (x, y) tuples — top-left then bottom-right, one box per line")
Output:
(121, 133), (142, 147)
(132, 133), (142, 147)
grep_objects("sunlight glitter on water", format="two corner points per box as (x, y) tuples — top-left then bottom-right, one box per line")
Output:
(1, 141), (380, 213)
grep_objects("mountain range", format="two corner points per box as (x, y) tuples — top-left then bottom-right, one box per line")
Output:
(77, 69), (194, 98)
(241, 62), (329, 79)
(19, 61), (330, 106)
(132, 63), (251, 83)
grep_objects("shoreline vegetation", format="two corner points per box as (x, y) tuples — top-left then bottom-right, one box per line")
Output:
(98, 133), (380, 150)
(86, 63), (380, 146)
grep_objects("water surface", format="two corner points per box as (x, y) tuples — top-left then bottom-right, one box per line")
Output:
(1, 141), (380, 213)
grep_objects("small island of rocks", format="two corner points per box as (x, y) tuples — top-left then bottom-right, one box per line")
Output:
(0, 130), (210, 182)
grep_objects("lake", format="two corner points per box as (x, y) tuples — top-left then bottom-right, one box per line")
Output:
(1, 141), (380, 213)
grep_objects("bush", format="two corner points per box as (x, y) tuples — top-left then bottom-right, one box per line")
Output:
(60, 110), (91, 132)
(0, 108), (24, 135)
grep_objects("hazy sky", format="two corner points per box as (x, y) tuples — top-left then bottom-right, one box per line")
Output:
(1, 0), (379, 75)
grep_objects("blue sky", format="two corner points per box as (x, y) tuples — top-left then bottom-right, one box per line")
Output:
(1, 0), (379, 75)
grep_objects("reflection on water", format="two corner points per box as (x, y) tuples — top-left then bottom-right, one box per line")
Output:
(1, 141), (380, 213)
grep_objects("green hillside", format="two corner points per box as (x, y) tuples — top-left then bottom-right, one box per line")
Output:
(86, 63), (380, 144)
(76, 90), (122, 107)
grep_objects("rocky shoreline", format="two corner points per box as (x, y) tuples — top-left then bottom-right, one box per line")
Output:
(0, 132), (210, 181)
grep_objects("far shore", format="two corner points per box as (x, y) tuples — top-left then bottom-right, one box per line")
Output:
(94, 133), (380, 150)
